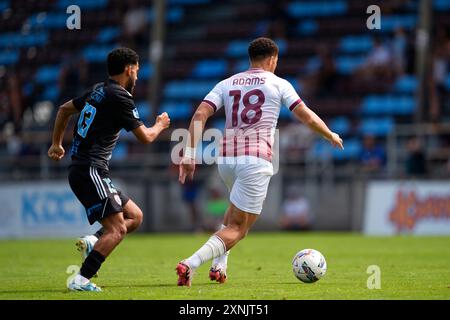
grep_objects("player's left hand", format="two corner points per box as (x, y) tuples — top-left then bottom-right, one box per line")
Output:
(48, 144), (65, 161)
(179, 157), (195, 184)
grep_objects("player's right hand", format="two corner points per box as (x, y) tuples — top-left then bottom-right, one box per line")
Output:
(179, 157), (195, 184)
(328, 132), (344, 150)
(48, 144), (65, 161)
(156, 112), (170, 129)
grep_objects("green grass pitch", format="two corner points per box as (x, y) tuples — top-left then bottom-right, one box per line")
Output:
(0, 232), (449, 300)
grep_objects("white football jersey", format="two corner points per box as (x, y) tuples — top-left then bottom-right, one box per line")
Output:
(203, 67), (302, 161)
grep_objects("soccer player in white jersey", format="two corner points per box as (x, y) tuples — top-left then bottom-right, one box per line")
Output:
(176, 37), (344, 286)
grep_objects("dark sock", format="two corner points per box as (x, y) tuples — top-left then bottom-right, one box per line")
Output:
(80, 250), (105, 279)
(93, 228), (105, 239)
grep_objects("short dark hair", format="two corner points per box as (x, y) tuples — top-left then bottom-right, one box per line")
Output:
(248, 37), (279, 61)
(107, 47), (139, 76)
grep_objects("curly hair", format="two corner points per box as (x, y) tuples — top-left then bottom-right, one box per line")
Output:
(248, 37), (279, 61)
(107, 47), (139, 76)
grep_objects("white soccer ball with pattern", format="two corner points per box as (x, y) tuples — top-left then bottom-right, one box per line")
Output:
(292, 249), (327, 283)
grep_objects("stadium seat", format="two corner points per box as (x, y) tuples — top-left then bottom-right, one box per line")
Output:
(0, 1), (9, 11)
(379, 15), (417, 32)
(57, 0), (108, 10)
(394, 75), (417, 93)
(288, 1), (347, 18)
(434, 0), (450, 11)
(83, 45), (117, 62)
(159, 101), (192, 120)
(361, 95), (415, 116)
(359, 118), (394, 136)
(296, 20), (318, 35)
(192, 59), (228, 78)
(41, 85), (60, 102)
(164, 80), (217, 99)
(96, 27), (120, 43)
(340, 35), (373, 53)
(134, 101), (152, 122)
(329, 117), (351, 136)
(35, 65), (60, 84)
(336, 56), (366, 74)
(0, 50), (19, 65)
(139, 63), (153, 81)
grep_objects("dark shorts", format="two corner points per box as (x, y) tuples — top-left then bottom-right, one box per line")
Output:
(68, 165), (130, 225)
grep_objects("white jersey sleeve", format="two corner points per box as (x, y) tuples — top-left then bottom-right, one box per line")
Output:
(203, 81), (224, 112)
(280, 79), (303, 112)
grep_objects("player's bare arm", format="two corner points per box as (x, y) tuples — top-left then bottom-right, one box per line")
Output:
(293, 102), (344, 150)
(178, 102), (215, 184)
(132, 112), (171, 144)
(48, 100), (80, 161)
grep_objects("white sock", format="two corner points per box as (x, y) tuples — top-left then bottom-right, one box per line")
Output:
(212, 225), (230, 269)
(185, 235), (226, 269)
(74, 273), (89, 285)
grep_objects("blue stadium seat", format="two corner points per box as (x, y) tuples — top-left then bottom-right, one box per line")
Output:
(233, 60), (250, 73)
(111, 142), (128, 161)
(445, 74), (450, 90)
(332, 138), (361, 160)
(0, 50), (19, 65)
(311, 137), (362, 160)
(340, 35), (373, 53)
(192, 60), (228, 78)
(394, 75), (417, 93)
(359, 118), (394, 136)
(288, 1), (347, 18)
(35, 65), (60, 84)
(279, 105), (294, 120)
(164, 80), (217, 99)
(0, 32), (48, 48)
(96, 27), (120, 43)
(134, 101), (152, 122)
(379, 15), (417, 32)
(139, 63), (153, 81)
(83, 45), (117, 62)
(159, 101), (192, 120)
(57, 0), (108, 10)
(41, 86), (60, 101)
(29, 13), (67, 29)
(361, 95), (415, 116)
(336, 56), (366, 74)
(434, 0), (450, 11)
(227, 41), (250, 58)
(296, 20), (318, 35)
(329, 117), (351, 136)
(0, 0), (9, 11)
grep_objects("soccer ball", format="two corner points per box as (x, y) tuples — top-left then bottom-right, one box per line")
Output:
(292, 249), (327, 283)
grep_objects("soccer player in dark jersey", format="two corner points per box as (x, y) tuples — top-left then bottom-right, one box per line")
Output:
(48, 47), (170, 291)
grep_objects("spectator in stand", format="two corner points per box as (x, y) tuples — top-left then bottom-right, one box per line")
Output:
(356, 36), (393, 81)
(359, 134), (386, 173)
(280, 186), (313, 231)
(405, 136), (427, 176)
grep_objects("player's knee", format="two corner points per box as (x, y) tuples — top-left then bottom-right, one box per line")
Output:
(112, 223), (127, 241)
(135, 209), (143, 226)
(238, 228), (249, 240)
